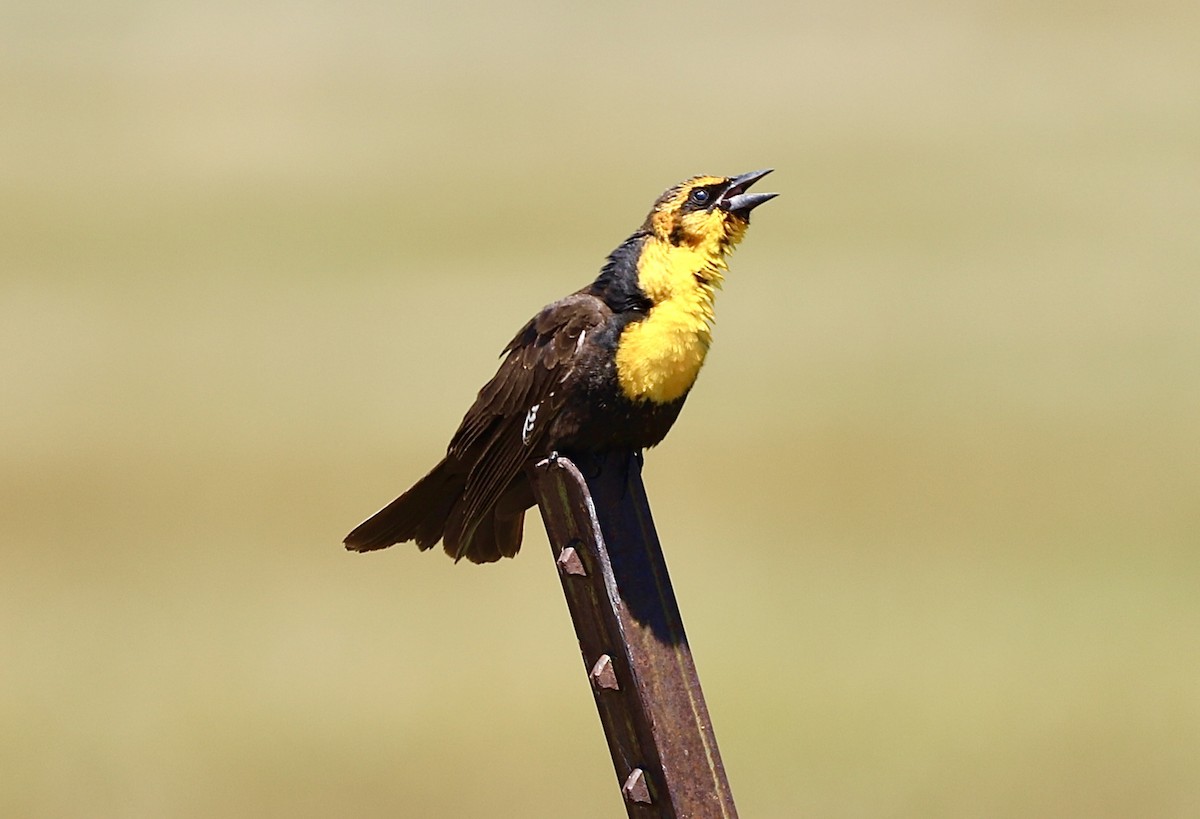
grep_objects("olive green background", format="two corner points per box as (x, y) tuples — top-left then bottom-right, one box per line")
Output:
(3, 2), (1198, 817)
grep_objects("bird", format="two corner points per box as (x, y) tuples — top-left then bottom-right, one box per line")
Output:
(344, 170), (777, 564)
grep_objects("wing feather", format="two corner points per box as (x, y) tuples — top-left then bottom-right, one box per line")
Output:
(443, 293), (609, 559)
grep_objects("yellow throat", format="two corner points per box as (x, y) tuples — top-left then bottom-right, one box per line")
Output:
(615, 220), (745, 404)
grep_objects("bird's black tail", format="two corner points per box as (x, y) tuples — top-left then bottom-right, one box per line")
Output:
(344, 458), (463, 553)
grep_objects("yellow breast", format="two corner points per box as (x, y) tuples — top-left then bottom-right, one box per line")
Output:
(615, 237), (725, 404)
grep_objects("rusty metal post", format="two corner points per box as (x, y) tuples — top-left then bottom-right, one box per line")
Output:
(528, 452), (738, 819)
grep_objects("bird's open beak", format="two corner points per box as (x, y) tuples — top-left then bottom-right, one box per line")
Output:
(719, 168), (778, 221)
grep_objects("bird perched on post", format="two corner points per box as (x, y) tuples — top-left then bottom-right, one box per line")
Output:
(345, 170), (777, 563)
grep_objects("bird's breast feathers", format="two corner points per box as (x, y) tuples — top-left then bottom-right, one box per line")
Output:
(614, 237), (726, 404)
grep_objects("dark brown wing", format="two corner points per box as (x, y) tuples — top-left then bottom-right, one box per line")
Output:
(442, 292), (610, 559)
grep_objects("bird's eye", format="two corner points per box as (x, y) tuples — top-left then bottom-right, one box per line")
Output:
(689, 188), (711, 205)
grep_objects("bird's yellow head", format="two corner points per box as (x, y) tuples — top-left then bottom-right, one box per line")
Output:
(611, 170), (777, 406)
(643, 169), (778, 256)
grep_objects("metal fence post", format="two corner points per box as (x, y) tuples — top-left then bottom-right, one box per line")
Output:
(528, 452), (738, 819)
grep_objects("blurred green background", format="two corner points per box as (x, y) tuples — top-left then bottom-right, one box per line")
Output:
(3, 1), (1198, 816)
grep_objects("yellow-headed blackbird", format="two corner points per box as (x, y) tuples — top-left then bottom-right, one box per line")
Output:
(344, 170), (777, 563)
